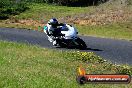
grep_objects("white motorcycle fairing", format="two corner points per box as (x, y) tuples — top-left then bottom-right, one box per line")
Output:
(44, 24), (78, 40)
(60, 24), (78, 40)
(43, 24), (87, 49)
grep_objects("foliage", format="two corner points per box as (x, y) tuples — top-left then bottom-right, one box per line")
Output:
(0, 0), (28, 20)
(128, 0), (132, 5)
(22, 0), (109, 6)
(62, 51), (106, 63)
(61, 50), (132, 75)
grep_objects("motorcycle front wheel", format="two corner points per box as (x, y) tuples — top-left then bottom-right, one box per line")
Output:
(75, 38), (87, 50)
(56, 39), (67, 48)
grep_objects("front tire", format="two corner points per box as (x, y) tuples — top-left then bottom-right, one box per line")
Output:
(75, 38), (87, 50)
(56, 39), (66, 48)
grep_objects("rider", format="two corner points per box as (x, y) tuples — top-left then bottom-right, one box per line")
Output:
(45, 18), (63, 46)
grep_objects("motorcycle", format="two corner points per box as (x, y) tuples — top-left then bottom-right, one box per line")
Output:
(44, 24), (87, 50)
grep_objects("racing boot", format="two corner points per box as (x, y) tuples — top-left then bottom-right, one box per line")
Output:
(48, 36), (53, 42)
(53, 40), (57, 46)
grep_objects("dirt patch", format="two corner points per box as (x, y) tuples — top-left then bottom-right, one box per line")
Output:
(3, 19), (46, 29)
(58, 1), (132, 26)
(65, 8), (132, 26)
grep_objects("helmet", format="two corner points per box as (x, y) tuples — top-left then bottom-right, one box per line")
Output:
(48, 18), (58, 26)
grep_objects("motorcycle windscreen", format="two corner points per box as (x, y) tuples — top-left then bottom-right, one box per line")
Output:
(61, 25), (77, 39)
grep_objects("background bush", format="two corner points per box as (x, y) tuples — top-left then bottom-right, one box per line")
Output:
(58, 0), (109, 6)
(0, 0), (28, 19)
(22, 0), (109, 6)
(128, 0), (132, 5)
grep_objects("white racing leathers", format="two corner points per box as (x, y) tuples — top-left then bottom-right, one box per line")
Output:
(44, 24), (57, 46)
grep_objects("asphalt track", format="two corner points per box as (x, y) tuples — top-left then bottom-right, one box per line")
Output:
(0, 28), (132, 65)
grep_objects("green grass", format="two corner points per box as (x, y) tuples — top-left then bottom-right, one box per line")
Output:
(14, 3), (91, 21)
(76, 22), (132, 40)
(0, 41), (132, 88)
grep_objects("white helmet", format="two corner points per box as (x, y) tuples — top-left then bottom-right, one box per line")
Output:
(48, 18), (58, 25)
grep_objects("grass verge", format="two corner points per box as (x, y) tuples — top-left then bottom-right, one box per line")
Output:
(0, 40), (132, 88)
(76, 22), (132, 40)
